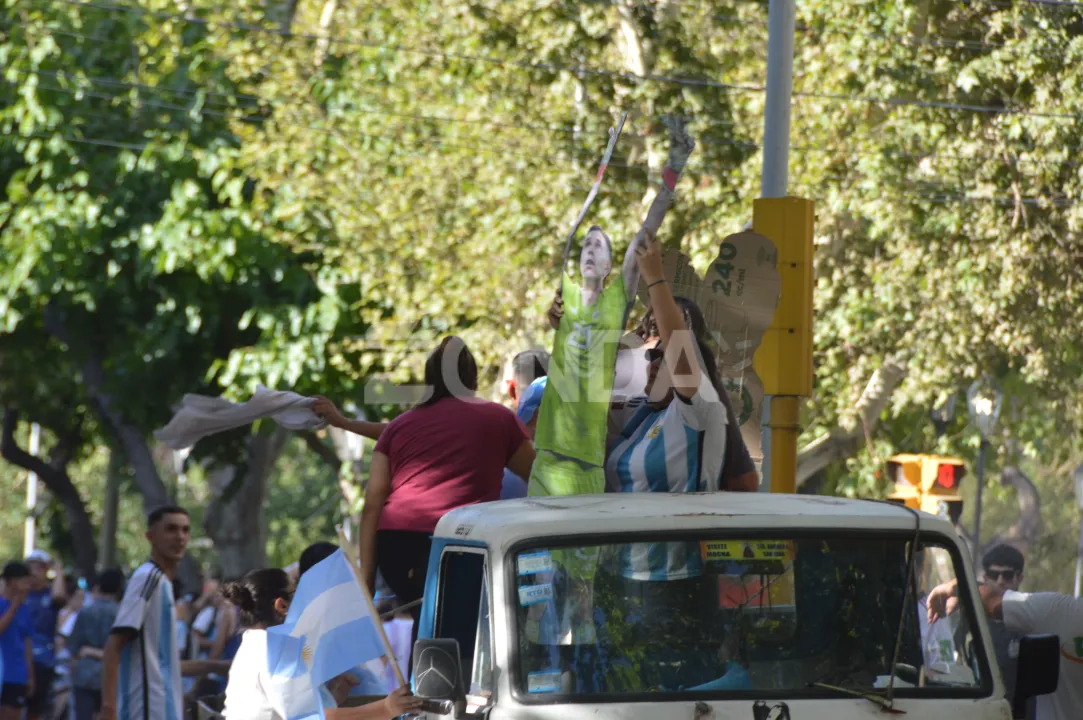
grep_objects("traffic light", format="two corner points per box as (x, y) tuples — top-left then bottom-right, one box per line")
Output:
(886, 454), (966, 520)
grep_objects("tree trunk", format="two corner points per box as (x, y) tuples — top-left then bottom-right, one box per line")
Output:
(42, 305), (171, 512)
(0, 409), (98, 578)
(204, 427), (290, 579)
(985, 465), (1042, 556)
(99, 446), (122, 569)
(795, 357), (908, 487)
(313, 0), (338, 68)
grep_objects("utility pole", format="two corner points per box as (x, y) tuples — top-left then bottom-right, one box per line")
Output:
(761, 0), (796, 199)
(23, 423), (41, 557)
(755, 0), (813, 494)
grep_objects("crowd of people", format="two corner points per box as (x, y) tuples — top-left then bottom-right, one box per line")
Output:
(1, 506), (425, 720)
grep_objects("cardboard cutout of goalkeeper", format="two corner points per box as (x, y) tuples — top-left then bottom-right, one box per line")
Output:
(529, 117), (696, 499)
(522, 118), (695, 654)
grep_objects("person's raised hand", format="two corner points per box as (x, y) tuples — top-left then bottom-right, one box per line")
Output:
(310, 396), (346, 428)
(636, 229), (664, 286)
(382, 686), (424, 717)
(547, 290), (564, 330)
(927, 580), (959, 624)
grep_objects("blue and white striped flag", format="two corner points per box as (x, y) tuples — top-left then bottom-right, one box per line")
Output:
(266, 549), (387, 720)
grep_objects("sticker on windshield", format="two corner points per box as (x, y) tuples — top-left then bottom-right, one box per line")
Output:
(527, 670), (562, 693)
(701, 540), (791, 562)
(518, 583), (554, 606)
(517, 551), (553, 576)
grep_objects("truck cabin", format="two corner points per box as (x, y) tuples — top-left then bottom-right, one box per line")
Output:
(413, 494), (1054, 718)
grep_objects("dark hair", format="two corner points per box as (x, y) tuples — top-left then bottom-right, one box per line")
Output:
(97, 568), (125, 597)
(982, 544), (1024, 573)
(512, 349), (549, 387)
(299, 542), (338, 578)
(2, 562), (30, 581)
(639, 297), (727, 404)
(585, 225), (613, 257)
(147, 504), (189, 529)
(420, 336), (478, 407)
(222, 568), (292, 628)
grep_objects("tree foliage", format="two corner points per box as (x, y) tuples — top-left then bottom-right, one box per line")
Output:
(1, 0), (1081, 583)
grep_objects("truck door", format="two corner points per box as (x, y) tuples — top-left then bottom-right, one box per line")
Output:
(433, 547), (494, 705)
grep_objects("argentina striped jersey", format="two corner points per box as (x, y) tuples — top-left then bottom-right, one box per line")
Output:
(605, 381), (728, 581)
(112, 561), (184, 720)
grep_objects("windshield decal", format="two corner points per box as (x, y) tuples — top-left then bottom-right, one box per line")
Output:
(518, 582), (554, 606)
(517, 551), (553, 576)
(701, 539), (791, 562)
(527, 670), (563, 694)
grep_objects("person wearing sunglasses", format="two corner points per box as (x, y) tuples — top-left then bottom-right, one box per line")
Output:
(982, 545), (1025, 704)
(928, 549), (1082, 720)
(606, 231), (758, 500)
(602, 232), (758, 688)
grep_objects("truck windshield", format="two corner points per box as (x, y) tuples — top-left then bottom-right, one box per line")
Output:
(511, 533), (988, 699)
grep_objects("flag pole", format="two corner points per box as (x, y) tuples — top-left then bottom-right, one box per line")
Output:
(335, 526), (408, 689)
(558, 111), (629, 279)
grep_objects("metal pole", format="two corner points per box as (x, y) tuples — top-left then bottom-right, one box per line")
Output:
(1075, 515), (1083, 598)
(23, 423), (41, 557)
(973, 438), (987, 565)
(758, 0), (797, 490)
(761, 0), (796, 198)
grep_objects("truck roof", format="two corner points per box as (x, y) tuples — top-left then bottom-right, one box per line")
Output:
(433, 493), (956, 551)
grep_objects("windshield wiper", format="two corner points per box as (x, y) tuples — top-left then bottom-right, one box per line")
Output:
(809, 683), (906, 715)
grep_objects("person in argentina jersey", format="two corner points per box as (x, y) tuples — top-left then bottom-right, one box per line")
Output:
(603, 232), (758, 689)
(101, 505), (203, 720)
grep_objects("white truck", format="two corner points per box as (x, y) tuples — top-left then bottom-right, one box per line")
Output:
(410, 493), (1058, 720)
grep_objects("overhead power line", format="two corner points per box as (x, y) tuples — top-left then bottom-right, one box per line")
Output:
(11, 65), (1083, 180)
(33, 0), (1083, 121)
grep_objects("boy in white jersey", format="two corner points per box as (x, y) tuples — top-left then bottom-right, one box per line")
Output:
(102, 506), (224, 720)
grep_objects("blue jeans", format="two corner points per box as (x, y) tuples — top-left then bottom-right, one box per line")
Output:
(72, 688), (100, 720)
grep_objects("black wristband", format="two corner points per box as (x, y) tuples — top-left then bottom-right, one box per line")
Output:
(647, 279), (666, 289)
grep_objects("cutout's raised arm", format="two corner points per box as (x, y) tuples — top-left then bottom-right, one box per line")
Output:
(623, 117), (696, 301)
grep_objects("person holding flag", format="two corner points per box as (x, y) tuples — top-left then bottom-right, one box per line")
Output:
(220, 561), (420, 720)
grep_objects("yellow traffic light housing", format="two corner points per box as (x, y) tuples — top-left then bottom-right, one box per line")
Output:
(886, 454), (966, 520)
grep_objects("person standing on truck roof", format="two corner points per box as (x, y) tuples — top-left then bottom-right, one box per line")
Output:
(501, 348), (549, 500)
(981, 544), (1025, 705)
(606, 230), (758, 502)
(601, 231), (758, 689)
(927, 574), (1082, 720)
(312, 337), (536, 658)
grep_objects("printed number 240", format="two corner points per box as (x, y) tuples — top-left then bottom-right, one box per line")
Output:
(712, 242), (738, 296)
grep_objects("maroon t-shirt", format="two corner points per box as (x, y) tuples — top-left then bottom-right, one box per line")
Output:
(375, 397), (529, 534)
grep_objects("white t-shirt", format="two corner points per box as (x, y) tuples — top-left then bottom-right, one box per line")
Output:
(223, 630), (289, 720)
(1002, 590), (1083, 720)
(223, 629), (337, 720)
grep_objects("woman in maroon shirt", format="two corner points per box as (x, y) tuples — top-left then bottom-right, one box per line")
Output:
(314, 337), (535, 623)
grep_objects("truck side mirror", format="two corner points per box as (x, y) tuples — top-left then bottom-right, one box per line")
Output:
(1012, 634), (1059, 719)
(414, 638), (465, 715)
